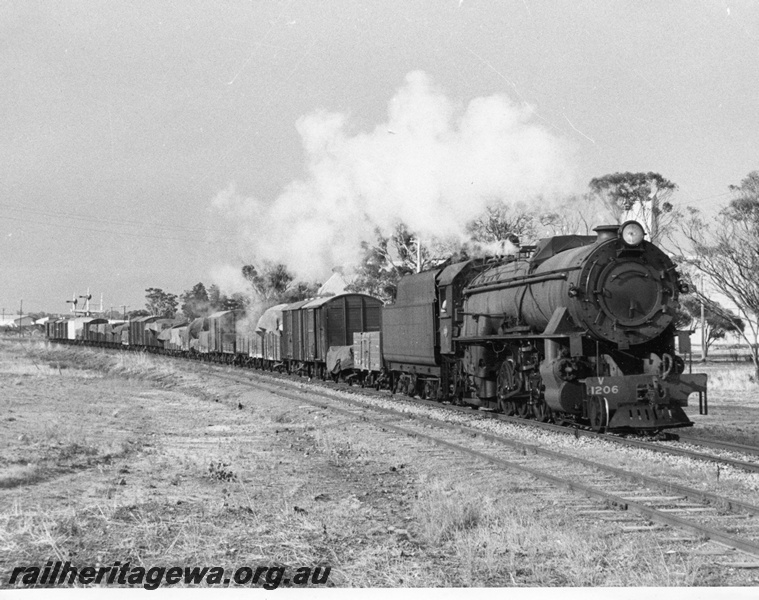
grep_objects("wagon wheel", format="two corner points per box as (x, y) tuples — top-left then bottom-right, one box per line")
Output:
(588, 395), (610, 433)
(422, 379), (439, 401)
(391, 373), (402, 395)
(397, 374), (411, 396)
(406, 374), (418, 398)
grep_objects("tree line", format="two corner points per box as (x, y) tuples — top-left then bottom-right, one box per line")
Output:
(127, 266), (321, 322)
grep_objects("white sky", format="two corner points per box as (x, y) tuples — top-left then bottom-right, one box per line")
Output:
(2, 1), (758, 313)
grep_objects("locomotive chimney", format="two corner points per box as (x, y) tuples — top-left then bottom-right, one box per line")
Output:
(593, 225), (619, 243)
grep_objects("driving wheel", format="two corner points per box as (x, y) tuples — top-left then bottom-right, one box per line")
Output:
(533, 398), (552, 423)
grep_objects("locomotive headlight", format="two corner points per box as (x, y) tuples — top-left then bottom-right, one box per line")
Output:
(620, 221), (645, 246)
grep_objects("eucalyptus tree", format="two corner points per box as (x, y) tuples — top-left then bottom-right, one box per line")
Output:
(680, 170), (759, 377)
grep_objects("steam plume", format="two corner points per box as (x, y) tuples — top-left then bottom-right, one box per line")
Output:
(213, 71), (575, 280)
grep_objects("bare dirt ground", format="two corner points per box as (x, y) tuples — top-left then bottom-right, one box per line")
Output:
(1, 341), (758, 588)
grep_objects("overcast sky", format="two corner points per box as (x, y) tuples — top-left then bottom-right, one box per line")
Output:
(2, 1), (757, 315)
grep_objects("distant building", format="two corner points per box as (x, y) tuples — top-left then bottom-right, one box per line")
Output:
(0, 315), (34, 327)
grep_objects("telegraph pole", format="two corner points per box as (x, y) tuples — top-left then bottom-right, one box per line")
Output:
(700, 274), (706, 362)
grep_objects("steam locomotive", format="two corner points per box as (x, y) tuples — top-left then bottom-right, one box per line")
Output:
(47, 220), (707, 432)
(384, 220), (707, 431)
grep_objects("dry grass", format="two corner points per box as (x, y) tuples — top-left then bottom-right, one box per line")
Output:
(0, 427), (140, 492)
(17, 342), (183, 388)
(693, 361), (757, 391)
(411, 476), (708, 586)
(0, 465), (45, 490)
(413, 479), (484, 546)
(312, 430), (369, 467)
(682, 360), (759, 447)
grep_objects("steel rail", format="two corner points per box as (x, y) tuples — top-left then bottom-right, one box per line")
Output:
(610, 435), (759, 473)
(675, 435), (759, 459)
(452, 405), (759, 474)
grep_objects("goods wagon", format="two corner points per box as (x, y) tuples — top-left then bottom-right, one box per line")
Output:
(281, 300), (312, 364)
(255, 303), (287, 368)
(51, 318), (69, 341)
(165, 322), (188, 353)
(234, 312), (256, 362)
(187, 317), (208, 353)
(111, 323), (130, 347)
(352, 331), (384, 387)
(145, 319), (178, 350)
(129, 316), (160, 348)
(281, 293), (383, 377)
(207, 310), (242, 359)
(81, 318), (109, 344)
(67, 317), (91, 341)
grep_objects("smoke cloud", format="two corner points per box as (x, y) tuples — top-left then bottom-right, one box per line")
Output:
(210, 264), (249, 297)
(213, 71), (575, 280)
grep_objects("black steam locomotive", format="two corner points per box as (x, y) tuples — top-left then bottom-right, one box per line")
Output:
(383, 220), (707, 431)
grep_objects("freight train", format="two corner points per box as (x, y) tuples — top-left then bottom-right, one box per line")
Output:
(47, 220), (707, 433)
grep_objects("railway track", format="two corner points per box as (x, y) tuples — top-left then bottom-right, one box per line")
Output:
(674, 435), (759, 460)
(247, 361), (759, 475)
(497, 413), (759, 474)
(196, 363), (759, 565)
(390, 396), (759, 475)
(46, 341), (759, 472)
